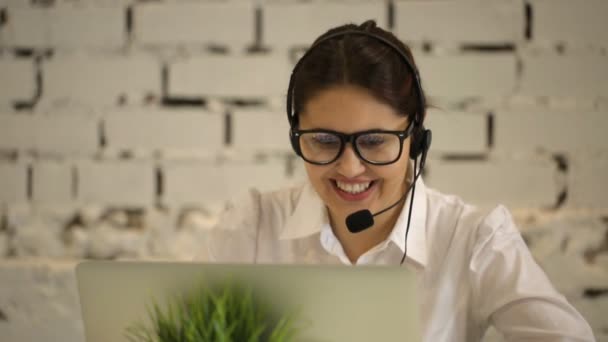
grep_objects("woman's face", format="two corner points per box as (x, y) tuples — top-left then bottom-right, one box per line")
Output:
(299, 85), (412, 224)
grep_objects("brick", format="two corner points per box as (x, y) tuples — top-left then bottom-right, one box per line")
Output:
(0, 113), (98, 155)
(134, 1), (254, 51)
(518, 54), (608, 98)
(163, 161), (287, 207)
(0, 233), (7, 258)
(394, 0), (525, 44)
(424, 158), (557, 208)
(494, 110), (608, 154)
(263, 1), (386, 48)
(424, 109), (487, 155)
(104, 108), (224, 153)
(34, 114), (99, 155)
(231, 109), (290, 151)
(169, 54), (290, 99)
(77, 161), (155, 207)
(3, 7), (47, 47)
(0, 7), (4, 47)
(0, 113), (27, 149)
(0, 58), (36, 104)
(48, 6), (125, 49)
(417, 53), (517, 100)
(42, 55), (160, 107)
(598, 98), (608, 111)
(0, 162), (27, 204)
(568, 160), (608, 208)
(532, 0), (608, 47)
(4, 6), (125, 49)
(32, 162), (72, 203)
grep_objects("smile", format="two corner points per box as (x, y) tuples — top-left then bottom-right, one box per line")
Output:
(331, 179), (377, 201)
(335, 180), (372, 194)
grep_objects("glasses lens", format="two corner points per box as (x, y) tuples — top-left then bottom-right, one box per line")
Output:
(356, 133), (401, 163)
(299, 132), (341, 163)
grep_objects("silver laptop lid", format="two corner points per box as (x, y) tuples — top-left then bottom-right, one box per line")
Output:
(76, 261), (421, 342)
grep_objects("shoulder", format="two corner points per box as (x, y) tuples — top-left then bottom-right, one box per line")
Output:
(197, 183), (307, 262)
(424, 185), (519, 260)
(426, 185), (525, 271)
(220, 182), (306, 223)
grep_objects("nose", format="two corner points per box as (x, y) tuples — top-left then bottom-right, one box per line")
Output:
(335, 144), (366, 177)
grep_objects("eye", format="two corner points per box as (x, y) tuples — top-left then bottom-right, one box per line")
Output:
(312, 133), (340, 146)
(357, 134), (386, 148)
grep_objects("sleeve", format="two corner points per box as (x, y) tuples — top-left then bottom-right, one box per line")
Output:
(469, 205), (596, 342)
(193, 189), (262, 263)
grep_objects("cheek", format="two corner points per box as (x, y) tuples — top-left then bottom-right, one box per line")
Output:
(303, 164), (327, 186)
(376, 158), (410, 187)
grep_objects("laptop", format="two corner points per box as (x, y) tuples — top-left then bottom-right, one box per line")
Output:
(76, 261), (421, 341)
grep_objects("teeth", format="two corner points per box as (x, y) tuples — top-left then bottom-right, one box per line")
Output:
(336, 181), (372, 194)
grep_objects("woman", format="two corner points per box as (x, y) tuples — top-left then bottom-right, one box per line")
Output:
(199, 21), (595, 341)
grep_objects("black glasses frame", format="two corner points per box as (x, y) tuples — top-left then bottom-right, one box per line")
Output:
(292, 122), (415, 166)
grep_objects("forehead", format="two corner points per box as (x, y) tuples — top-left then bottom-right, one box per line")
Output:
(299, 85), (408, 132)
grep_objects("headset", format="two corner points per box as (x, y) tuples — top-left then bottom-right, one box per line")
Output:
(285, 28), (432, 265)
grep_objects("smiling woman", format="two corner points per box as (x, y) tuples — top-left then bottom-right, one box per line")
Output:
(197, 20), (596, 342)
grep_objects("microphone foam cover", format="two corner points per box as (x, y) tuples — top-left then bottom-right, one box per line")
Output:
(346, 210), (374, 233)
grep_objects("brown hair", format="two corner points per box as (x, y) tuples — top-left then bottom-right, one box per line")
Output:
(292, 20), (426, 127)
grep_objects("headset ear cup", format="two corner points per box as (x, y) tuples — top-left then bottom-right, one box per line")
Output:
(409, 128), (422, 159)
(409, 127), (431, 160)
(290, 129), (302, 156)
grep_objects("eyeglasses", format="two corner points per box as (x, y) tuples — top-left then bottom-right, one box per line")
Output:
(292, 123), (414, 165)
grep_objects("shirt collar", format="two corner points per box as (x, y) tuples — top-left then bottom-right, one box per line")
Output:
(279, 161), (428, 267)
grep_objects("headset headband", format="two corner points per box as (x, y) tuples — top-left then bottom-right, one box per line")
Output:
(286, 29), (426, 129)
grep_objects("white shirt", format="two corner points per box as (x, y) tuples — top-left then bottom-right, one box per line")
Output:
(197, 166), (595, 341)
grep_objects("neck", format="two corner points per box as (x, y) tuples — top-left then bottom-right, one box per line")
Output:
(329, 192), (407, 264)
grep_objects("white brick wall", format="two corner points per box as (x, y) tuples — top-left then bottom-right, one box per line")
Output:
(263, 1), (386, 48)
(47, 5), (126, 50)
(3, 7), (47, 47)
(0, 113), (99, 155)
(494, 110), (608, 155)
(134, 1), (254, 51)
(4, 5), (125, 49)
(0, 113), (29, 149)
(424, 108), (488, 155)
(104, 108), (224, 155)
(394, 0), (525, 44)
(518, 53), (608, 98)
(32, 162), (72, 204)
(41, 54), (160, 107)
(163, 160), (287, 208)
(169, 53), (290, 99)
(425, 158), (557, 208)
(77, 160), (155, 207)
(0, 163), (27, 204)
(231, 109), (290, 152)
(0, 261), (85, 342)
(568, 159), (608, 208)
(0, 58), (37, 105)
(532, 0), (608, 47)
(417, 53), (517, 100)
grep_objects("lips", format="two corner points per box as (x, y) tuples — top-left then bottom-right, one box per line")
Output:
(335, 180), (372, 194)
(331, 179), (377, 202)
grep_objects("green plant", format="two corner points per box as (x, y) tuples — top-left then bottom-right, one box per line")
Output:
(125, 281), (302, 342)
